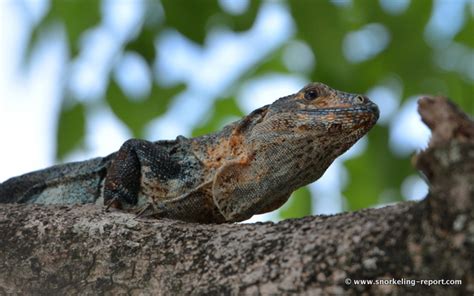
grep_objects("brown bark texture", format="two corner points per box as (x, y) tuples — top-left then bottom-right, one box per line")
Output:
(0, 96), (472, 295)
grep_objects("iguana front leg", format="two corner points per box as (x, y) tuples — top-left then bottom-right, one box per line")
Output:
(104, 139), (180, 209)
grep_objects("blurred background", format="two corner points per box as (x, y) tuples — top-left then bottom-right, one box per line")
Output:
(0, 0), (472, 222)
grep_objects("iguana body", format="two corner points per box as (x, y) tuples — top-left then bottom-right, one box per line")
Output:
(0, 83), (379, 223)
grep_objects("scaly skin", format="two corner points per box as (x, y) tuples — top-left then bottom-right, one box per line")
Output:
(0, 82), (379, 223)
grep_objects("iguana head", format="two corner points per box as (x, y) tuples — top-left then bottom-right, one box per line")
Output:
(267, 82), (379, 136)
(201, 82), (379, 222)
(249, 82), (379, 183)
(258, 82), (379, 144)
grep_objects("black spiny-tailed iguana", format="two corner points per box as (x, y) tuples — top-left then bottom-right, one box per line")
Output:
(0, 82), (379, 223)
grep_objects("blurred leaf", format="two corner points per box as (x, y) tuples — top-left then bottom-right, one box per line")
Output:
(279, 186), (312, 219)
(289, 0), (358, 89)
(24, 24), (45, 68)
(125, 1), (164, 65)
(221, 0), (261, 32)
(125, 27), (157, 64)
(31, 0), (101, 57)
(192, 97), (244, 137)
(243, 47), (289, 79)
(368, 0), (434, 97)
(161, 0), (220, 44)
(56, 101), (86, 160)
(106, 81), (185, 137)
(454, 3), (474, 47)
(343, 126), (414, 210)
(443, 73), (474, 115)
(161, 0), (260, 44)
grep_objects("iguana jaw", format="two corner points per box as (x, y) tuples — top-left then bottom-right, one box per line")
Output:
(297, 103), (379, 122)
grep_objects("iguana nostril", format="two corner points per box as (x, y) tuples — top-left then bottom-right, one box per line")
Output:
(372, 103), (380, 120)
(329, 123), (342, 133)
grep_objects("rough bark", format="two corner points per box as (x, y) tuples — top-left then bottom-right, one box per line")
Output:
(0, 96), (472, 295)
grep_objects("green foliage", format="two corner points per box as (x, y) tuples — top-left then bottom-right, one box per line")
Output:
(344, 126), (414, 209)
(39, 0), (100, 57)
(279, 187), (312, 220)
(23, 0), (473, 219)
(161, 0), (220, 44)
(455, 8), (474, 47)
(192, 97), (245, 137)
(161, 0), (260, 44)
(125, 27), (157, 64)
(56, 101), (86, 160)
(106, 79), (185, 138)
(289, 0), (354, 88)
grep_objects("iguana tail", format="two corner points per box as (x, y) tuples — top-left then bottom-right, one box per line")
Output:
(0, 156), (112, 205)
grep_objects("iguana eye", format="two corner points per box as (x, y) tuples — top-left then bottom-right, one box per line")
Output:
(355, 95), (365, 104)
(304, 89), (319, 100)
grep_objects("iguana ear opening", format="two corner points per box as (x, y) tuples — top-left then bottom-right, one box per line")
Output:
(212, 161), (256, 222)
(234, 105), (269, 134)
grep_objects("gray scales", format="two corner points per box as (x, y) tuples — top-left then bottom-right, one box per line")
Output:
(0, 83), (379, 223)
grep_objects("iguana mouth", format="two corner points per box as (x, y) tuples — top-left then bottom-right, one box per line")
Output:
(300, 103), (379, 121)
(299, 104), (379, 116)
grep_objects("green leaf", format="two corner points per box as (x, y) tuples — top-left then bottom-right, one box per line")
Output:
(279, 186), (312, 219)
(161, 0), (220, 44)
(192, 96), (244, 137)
(221, 0), (261, 32)
(125, 27), (157, 65)
(45, 0), (101, 57)
(288, 0), (355, 89)
(56, 101), (86, 160)
(453, 2), (474, 47)
(25, 0), (100, 65)
(161, 0), (261, 44)
(106, 80), (185, 137)
(243, 47), (289, 79)
(343, 125), (413, 210)
(441, 73), (474, 115)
